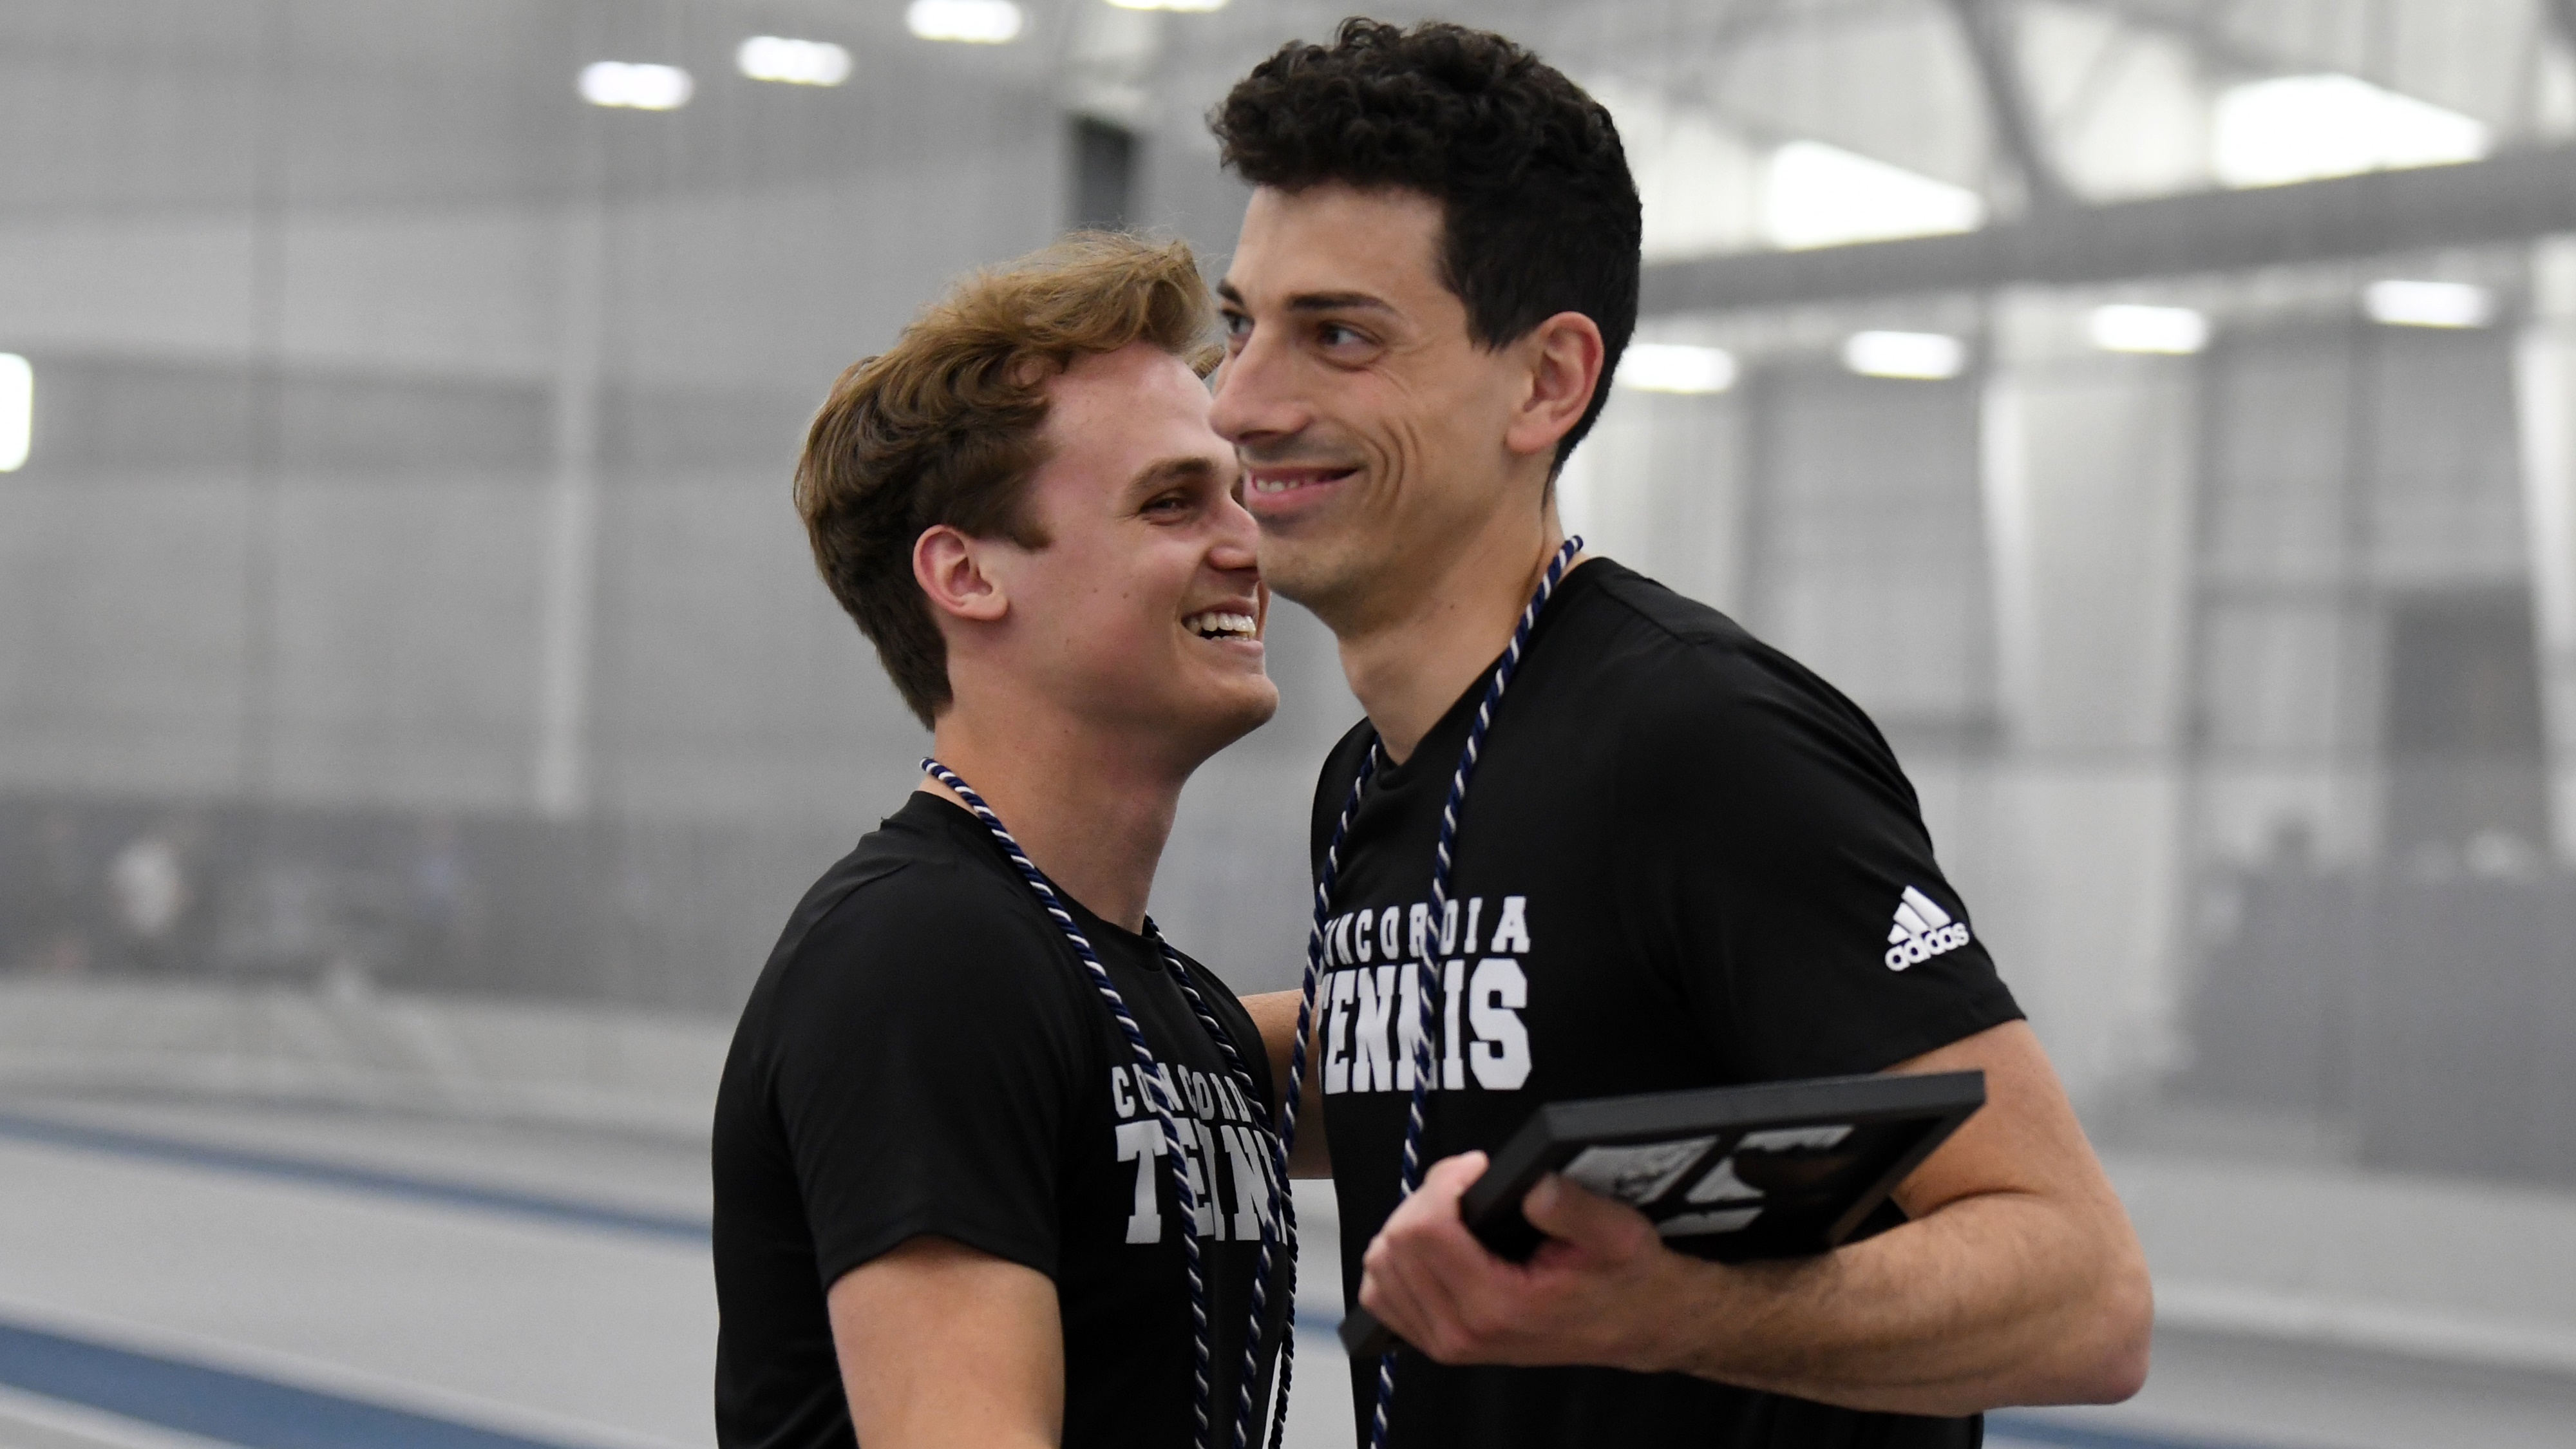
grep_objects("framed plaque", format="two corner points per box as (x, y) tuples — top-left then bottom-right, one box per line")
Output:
(1340, 1070), (1985, 1358)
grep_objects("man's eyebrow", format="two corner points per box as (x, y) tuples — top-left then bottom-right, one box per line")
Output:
(1128, 455), (1224, 495)
(1284, 291), (1395, 314)
(1212, 280), (1396, 316)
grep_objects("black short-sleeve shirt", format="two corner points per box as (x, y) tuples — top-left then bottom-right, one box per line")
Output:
(1310, 560), (2022, 1449)
(714, 793), (1287, 1449)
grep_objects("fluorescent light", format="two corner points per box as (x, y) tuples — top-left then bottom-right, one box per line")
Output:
(1763, 140), (1985, 251)
(1616, 343), (1738, 395)
(2365, 279), (2496, 330)
(2088, 304), (2209, 355)
(737, 36), (851, 86)
(1844, 331), (1967, 381)
(907, 0), (1023, 43)
(1107, 0), (1226, 9)
(2212, 73), (2488, 188)
(0, 354), (26, 471)
(579, 61), (693, 110)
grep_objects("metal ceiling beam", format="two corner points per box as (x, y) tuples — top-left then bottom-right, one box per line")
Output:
(1639, 144), (2576, 316)
(2086, 0), (2283, 81)
(2546, 0), (2576, 54)
(1942, 0), (2074, 213)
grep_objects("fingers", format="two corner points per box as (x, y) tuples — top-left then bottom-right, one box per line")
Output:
(1359, 1239), (1468, 1358)
(1355, 1157), (1687, 1373)
(1360, 1152), (1501, 1361)
(1520, 1173), (1658, 1260)
(1381, 1153), (1490, 1270)
(1417, 1150), (1488, 1204)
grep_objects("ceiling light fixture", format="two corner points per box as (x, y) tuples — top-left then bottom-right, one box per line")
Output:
(2364, 279), (2496, 330)
(2088, 304), (2210, 355)
(737, 37), (851, 86)
(1763, 140), (1985, 251)
(579, 61), (694, 110)
(1843, 331), (1968, 381)
(2212, 73), (2488, 188)
(1106, 0), (1227, 10)
(907, 0), (1024, 43)
(1616, 343), (1739, 395)
(0, 354), (27, 471)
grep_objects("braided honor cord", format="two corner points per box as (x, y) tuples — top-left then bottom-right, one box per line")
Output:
(1367, 535), (1582, 1449)
(920, 759), (1289, 1449)
(1256, 744), (1376, 1449)
(1157, 914), (1299, 1449)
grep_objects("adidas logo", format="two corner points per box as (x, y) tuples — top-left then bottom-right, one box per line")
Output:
(1884, 886), (1971, 971)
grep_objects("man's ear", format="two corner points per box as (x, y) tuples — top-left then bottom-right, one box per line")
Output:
(913, 526), (1010, 624)
(1503, 311), (1607, 462)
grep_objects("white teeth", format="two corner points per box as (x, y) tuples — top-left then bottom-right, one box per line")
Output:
(1253, 477), (1298, 493)
(1184, 611), (1258, 640)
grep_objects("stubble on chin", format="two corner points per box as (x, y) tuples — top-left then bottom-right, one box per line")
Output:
(1255, 531), (1381, 632)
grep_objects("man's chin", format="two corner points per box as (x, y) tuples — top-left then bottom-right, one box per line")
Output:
(1177, 683), (1282, 759)
(1255, 540), (1376, 623)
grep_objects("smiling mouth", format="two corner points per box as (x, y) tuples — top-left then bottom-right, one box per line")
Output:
(1183, 610), (1260, 641)
(1248, 468), (1358, 495)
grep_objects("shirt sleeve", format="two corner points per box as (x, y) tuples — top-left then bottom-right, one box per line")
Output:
(1622, 647), (2023, 1083)
(763, 872), (1094, 1291)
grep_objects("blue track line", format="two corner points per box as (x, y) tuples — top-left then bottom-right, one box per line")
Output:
(0, 1316), (2281, 1449)
(1986, 1414), (2255, 1449)
(1278, 1328), (2268, 1449)
(3, 1112), (2270, 1449)
(0, 1319), (588, 1449)
(0, 1111), (708, 1244)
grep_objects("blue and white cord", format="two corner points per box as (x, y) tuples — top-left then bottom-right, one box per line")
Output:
(927, 532), (1577, 1449)
(1265, 744), (1375, 1448)
(922, 759), (1290, 1449)
(1283, 536), (1582, 1449)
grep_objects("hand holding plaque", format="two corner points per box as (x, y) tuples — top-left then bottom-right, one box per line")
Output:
(1341, 1070), (1987, 1359)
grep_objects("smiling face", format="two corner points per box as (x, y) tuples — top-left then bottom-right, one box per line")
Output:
(1210, 184), (1548, 629)
(971, 342), (1278, 759)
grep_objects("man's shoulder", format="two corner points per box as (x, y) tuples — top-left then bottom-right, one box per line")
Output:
(1582, 559), (1744, 650)
(744, 816), (1070, 1039)
(1568, 562), (1879, 741)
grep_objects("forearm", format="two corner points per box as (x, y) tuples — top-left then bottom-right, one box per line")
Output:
(1239, 989), (1330, 1176)
(1646, 1192), (2150, 1415)
(1358, 1027), (2151, 1412)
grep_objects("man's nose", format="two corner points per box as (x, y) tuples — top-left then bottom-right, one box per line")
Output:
(1209, 489), (1262, 570)
(1208, 328), (1306, 446)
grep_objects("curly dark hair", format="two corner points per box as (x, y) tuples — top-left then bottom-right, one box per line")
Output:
(1210, 17), (1641, 469)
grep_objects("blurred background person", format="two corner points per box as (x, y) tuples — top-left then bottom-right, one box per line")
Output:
(104, 816), (198, 976)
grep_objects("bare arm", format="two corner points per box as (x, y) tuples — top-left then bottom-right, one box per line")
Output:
(828, 1236), (1064, 1449)
(1356, 1021), (2153, 1415)
(1240, 989), (1330, 1177)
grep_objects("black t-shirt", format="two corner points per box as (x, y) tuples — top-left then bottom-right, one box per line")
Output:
(714, 793), (1287, 1449)
(1309, 560), (2022, 1449)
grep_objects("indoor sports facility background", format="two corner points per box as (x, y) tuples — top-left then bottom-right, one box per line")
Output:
(3, 2), (2573, 1448)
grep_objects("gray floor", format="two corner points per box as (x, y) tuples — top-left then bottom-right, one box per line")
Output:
(2, 1092), (2571, 1449)
(2019, 1330), (2576, 1448)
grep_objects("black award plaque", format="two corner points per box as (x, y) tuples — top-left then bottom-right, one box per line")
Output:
(1339, 1069), (1986, 1358)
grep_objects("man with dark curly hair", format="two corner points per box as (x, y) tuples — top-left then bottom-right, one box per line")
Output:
(1212, 19), (2153, 1449)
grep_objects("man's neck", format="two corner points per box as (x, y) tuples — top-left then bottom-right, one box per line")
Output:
(920, 707), (1186, 933)
(1334, 501), (1578, 765)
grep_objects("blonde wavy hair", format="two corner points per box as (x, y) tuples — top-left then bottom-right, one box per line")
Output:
(795, 232), (1220, 726)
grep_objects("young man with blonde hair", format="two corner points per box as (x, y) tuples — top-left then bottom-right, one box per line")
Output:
(712, 234), (1293, 1449)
